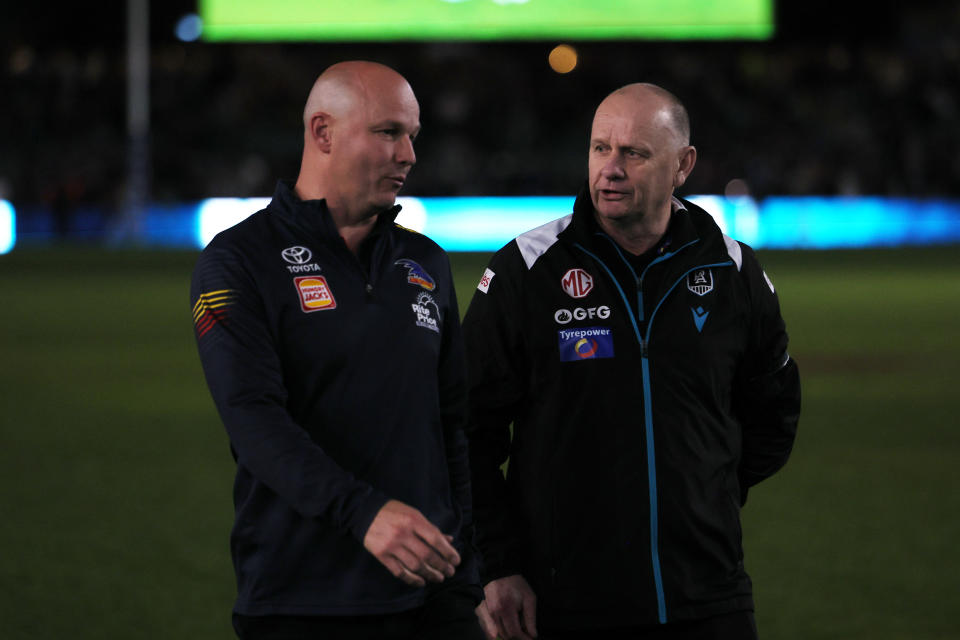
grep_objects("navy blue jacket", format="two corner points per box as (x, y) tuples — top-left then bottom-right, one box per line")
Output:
(191, 181), (479, 616)
(462, 189), (800, 630)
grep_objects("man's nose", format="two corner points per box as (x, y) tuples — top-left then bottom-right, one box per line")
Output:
(600, 156), (625, 180)
(396, 136), (416, 166)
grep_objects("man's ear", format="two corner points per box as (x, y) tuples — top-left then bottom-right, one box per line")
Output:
(674, 145), (697, 188)
(307, 112), (333, 153)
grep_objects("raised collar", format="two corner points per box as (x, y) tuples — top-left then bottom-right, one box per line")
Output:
(562, 183), (699, 255)
(266, 180), (402, 242)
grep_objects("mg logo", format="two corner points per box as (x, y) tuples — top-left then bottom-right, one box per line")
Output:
(282, 246), (313, 264)
(561, 268), (593, 299)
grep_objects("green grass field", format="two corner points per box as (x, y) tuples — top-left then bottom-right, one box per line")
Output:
(1, 246), (957, 639)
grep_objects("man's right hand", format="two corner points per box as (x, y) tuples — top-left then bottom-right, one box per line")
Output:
(476, 574), (538, 640)
(363, 499), (461, 587)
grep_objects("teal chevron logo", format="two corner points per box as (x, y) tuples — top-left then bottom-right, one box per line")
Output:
(692, 306), (709, 333)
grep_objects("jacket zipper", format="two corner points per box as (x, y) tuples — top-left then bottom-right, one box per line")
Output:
(638, 258), (732, 623)
(333, 233), (377, 300)
(574, 239), (733, 624)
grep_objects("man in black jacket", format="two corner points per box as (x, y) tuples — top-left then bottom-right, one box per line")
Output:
(464, 83), (801, 640)
(191, 61), (484, 639)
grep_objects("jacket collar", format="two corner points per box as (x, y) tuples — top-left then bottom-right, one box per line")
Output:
(561, 183), (700, 256)
(267, 180), (402, 242)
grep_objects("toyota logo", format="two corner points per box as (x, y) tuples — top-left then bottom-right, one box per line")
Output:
(282, 246), (312, 264)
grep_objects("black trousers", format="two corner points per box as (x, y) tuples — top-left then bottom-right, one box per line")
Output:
(232, 585), (486, 640)
(539, 610), (759, 640)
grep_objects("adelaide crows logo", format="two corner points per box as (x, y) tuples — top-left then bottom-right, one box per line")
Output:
(395, 259), (436, 291)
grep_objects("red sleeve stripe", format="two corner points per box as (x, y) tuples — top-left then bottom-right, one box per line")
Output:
(193, 290), (235, 337)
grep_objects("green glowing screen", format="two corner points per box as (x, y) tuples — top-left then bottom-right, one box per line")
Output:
(200, 0), (774, 41)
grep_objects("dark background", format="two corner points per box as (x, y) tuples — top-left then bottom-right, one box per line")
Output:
(2, 1), (958, 217)
(2, 6), (959, 639)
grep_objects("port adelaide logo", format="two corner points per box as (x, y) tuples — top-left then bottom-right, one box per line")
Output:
(561, 268), (593, 299)
(686, 269), (714, 296)
(281, 246), (322, 273)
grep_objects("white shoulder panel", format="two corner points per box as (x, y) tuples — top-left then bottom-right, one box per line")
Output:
(516, 214), (574, 270)
(723, 234), (743, 271)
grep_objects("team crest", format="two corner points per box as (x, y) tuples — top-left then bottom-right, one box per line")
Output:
(686, 269), (714, 296)
(395, 259), (436, 291)
(294, 276), (337, 312)
(561, 268), (593, 299)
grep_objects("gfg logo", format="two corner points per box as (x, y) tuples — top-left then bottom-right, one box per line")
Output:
(282, 246), (313, 264)
(554, 305), (611, 324)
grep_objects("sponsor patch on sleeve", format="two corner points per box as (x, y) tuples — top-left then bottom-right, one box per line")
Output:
(477, 268), (495, 294)
(558, 326), (615, 362)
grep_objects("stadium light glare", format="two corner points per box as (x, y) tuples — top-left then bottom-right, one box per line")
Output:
(395, 197), (428, 233)
(196, 197), (429, 249)
(194, 195), (735, 252)
(0, 200), (15, 254)
(197, 197), (270, 247)
(175, 14), (204, 42)
(193, 195), (960, 252)
(548, 44), (578, 73)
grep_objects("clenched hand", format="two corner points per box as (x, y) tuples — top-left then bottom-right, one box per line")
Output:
(476, 574), (538, 639)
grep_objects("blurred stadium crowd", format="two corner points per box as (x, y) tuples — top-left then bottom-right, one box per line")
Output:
(2, 1), (958, 222)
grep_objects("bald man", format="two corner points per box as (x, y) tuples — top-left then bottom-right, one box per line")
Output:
(191, 61), (485, 639)
(462, 83), (801, 639)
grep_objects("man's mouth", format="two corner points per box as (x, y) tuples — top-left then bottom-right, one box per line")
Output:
(598, 188), (627, 199)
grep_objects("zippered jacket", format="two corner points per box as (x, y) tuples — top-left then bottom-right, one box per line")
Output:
(191, 181), (479, 616)
(462, 188), (801, 630)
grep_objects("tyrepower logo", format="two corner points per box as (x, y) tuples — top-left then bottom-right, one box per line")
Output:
(557, 326), (615, 362)
(561, 268), (593, 299)
(294, 276), (337, 312)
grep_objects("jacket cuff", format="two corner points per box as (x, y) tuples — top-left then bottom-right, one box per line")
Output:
(478, 546), (523, 586)
(345, 490), (392, 544)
